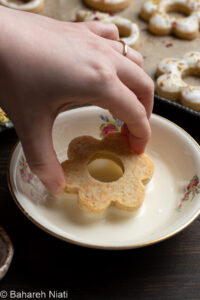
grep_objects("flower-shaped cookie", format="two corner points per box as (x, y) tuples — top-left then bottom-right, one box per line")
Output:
(62, 132), (154, 213)
(140, 0), (200, 39)
(76, 10), (140, 48)
(83, 0), (130, 13)
(156, 51), (200, 111)
(0, 0), (44, 12)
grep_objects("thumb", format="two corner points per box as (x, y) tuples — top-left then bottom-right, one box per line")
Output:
(15, 114), (65, 195)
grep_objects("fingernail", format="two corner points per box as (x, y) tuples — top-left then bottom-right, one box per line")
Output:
(128, 134), (145, 154)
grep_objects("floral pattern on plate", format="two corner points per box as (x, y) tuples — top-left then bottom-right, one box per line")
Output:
(178, 175), (200, 210)
(19, 156), (34, 184)
(99, 115), (123, 137)
(19, 155), (51, 204)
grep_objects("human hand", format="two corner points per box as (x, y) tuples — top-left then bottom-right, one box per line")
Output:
(0, 6), (154, 194)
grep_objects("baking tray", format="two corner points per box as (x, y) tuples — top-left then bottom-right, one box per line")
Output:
(154, 94), (200, 118)
(41, 0), (200, 118)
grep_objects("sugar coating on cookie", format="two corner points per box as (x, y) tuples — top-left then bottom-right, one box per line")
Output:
(62, 132), (154, 214)
(156, 51), (200, 111)
(0, 0), (44, 12)
(83, 0), (131, 13)
(140, 0), (200, 39)
(76, 10), (140, 48)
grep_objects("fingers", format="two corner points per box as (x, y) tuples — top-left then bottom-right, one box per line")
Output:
(114, 54), (154, 119)
(86, 23), (144, 67)
(105, 39), (144, 67)
(121, 123), (148, 153)
(84, 21), (119, 41)
(15, 114), (65, 195)
(102, 77), (151, 153)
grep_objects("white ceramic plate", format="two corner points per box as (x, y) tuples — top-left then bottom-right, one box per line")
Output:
(8, 107), (200, 249)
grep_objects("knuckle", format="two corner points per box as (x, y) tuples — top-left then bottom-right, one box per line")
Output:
(82, 21), (95, 30)
(144, 77), (154, 96)
(108, 23), (119, 37)
(94, 65), (116, 86)
(75, 22), (90, 34)
(137, 103), (147, 120)
(88, 38), (106, 53)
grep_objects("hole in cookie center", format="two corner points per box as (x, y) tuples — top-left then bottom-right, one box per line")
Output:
(87, 152), (124, 183)
(166, 4), (190, 18)
(117, 25), (131, 38)
(182, 69), (200, 86)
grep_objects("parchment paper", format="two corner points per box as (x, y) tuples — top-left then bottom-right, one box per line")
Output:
(40, 0), (200, 82)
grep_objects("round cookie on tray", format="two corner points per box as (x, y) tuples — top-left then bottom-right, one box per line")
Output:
(76, 10), (140, 48)
(0, 0), (44, 13)
(156, 51), (200, 112)
(140, 0), (200, 40)
(83, 0), (131, 12)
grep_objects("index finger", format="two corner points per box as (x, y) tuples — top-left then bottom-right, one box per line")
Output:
(100, 77), (151, 153)
(114, 52), (154, 119)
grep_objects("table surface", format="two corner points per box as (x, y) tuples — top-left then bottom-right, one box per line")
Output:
(0, 102), (200, 300)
